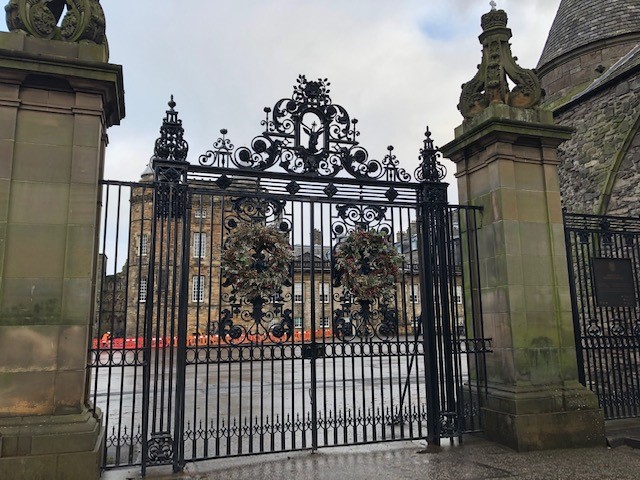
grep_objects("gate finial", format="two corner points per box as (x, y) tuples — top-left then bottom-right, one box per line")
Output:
(151, 96), (189, 163)
(415, 127), (446, 183)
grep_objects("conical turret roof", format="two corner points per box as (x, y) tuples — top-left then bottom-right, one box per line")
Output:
(538, 0), (640, 69)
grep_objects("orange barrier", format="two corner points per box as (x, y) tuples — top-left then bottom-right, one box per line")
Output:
(93, 329), (335, 350)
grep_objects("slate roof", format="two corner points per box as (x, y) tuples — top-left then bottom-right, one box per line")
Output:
(538, 0), (640, 68)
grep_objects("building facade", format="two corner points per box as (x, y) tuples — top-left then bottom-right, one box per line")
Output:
(96, 166), (467, 341)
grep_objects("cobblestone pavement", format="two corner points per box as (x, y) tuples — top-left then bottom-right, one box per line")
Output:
(104, 422), (640, 480)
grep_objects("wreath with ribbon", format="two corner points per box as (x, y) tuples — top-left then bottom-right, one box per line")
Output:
(335, 229), (402, 302)
(221, 223), (294, 301)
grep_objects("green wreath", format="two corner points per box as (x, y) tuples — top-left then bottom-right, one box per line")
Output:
(335, 229), (402, 302)
(221, 223), (294, 300)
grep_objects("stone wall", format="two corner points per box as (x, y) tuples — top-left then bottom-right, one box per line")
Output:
(607, 122), (640, 216)
(555, 71), (640, 214)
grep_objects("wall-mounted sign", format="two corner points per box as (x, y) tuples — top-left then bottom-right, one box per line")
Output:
(592, 258), (637, 308)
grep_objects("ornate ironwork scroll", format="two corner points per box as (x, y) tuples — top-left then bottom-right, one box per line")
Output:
(200, 75), (414, 181)
(332, 301), (398, 342)
(225, 196), (286, 228)
(146, 432), (173, 464)
(332, 204), (389, 237)
(5, 0), (106, 44)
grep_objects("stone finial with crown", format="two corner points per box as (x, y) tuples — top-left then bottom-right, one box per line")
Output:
(457, 3), (544, 120)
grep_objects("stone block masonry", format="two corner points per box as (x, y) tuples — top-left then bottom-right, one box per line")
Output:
(0, 29), (123, 480)
(555, 70), (640, 215)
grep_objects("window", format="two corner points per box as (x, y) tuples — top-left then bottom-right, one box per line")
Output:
(139, 278), (147, 303)
(413, 317), (422, 334)
(455, 286), (463, 304)
(319, 282), (330, 303)
(320, 317), (331, 328)
(193, 233), (206, 258)
(194, 206), (207, 219)
(294, 317), (303, 329)
(294, 282), (303, 303)
(138, 234), (149, 256)
(192, 275), (205, 303)
(409, 289), (420, 303)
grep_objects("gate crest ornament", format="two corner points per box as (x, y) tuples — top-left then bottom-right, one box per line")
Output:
(5, 0), (106, 44)
(200, 75), (412, 181)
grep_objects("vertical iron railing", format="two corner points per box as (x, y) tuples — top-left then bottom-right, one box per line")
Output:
(89, 180), (489, 472)
(456, 205), (487, 433)
(90, 180), (152, 469)
(417, 184), (444, 446)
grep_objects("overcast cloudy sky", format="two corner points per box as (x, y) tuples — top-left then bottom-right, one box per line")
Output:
(101, 0), (562, 200)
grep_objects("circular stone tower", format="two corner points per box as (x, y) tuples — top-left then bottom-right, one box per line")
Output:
(537, 0), (640, 215)
(537, 0), (640, 103)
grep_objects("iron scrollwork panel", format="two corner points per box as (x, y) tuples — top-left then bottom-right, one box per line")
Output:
(146, 433), (174, 465)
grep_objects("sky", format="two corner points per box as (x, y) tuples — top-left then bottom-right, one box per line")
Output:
(100, 0), (562, 201)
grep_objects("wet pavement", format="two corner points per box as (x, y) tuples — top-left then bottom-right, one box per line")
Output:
(103, 419), (640, 480)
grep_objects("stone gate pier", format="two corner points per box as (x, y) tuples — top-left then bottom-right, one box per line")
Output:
(0, 2), (124, 478)
(442, 7), (604, 451)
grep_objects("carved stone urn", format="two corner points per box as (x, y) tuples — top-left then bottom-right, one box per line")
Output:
(5, 0), (106, 44)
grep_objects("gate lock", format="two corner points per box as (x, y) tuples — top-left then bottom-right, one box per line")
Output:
(302, 343), (325, 360)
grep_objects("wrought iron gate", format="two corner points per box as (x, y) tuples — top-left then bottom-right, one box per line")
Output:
(564, 211), (640, 419)
(89, 77), (490, 474)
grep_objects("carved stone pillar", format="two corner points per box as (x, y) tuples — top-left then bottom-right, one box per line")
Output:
(442, 8), (604, 451)
(0, 2), (124, 478)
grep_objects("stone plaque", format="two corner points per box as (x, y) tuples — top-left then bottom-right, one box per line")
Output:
(592, 258), (637, 308)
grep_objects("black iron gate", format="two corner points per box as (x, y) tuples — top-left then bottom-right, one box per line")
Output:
(564, 211), (640, 419)
(89, 77), (490, 474)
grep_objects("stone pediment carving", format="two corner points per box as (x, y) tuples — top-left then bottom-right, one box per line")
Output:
(5, 0), (106, 44)
(458, 7), (544, 120)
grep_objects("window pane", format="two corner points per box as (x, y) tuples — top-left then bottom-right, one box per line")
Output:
(294, 317), (303, 329)
(139, 234), (149, 256)
(192, 276), (205, 302)
(193, 233), (206, 258)
(319, 282), (330, 303)
(408, 287), (419, 303)
(139, 278), (147, 303)
(294, 282), (303, 303)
